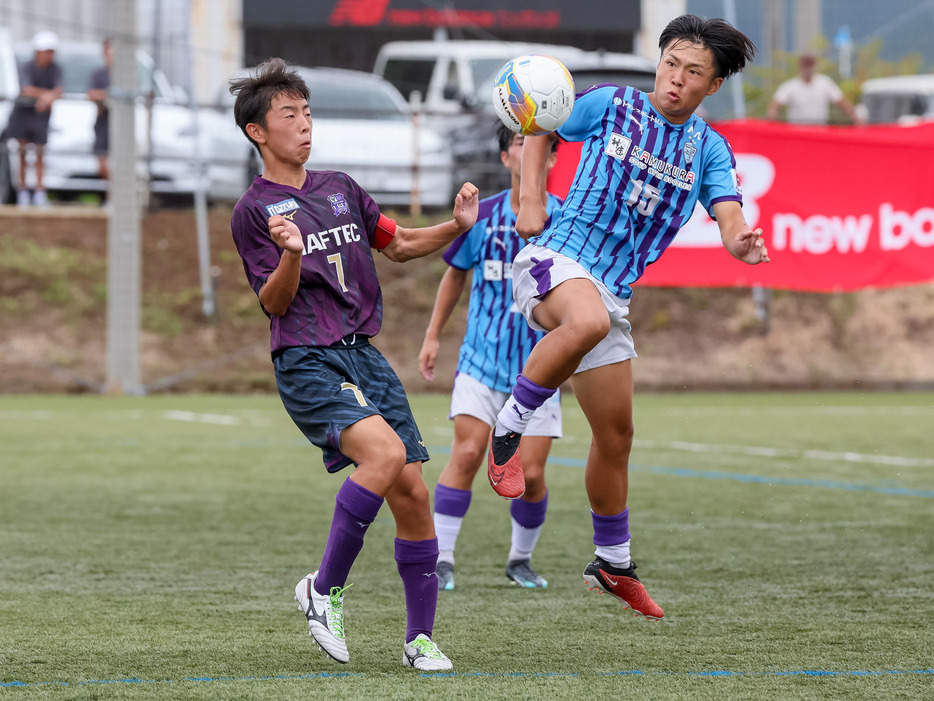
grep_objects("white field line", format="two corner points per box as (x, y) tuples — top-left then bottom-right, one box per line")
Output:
(633, 439), (934, 468)
(161, 410), (243, 426)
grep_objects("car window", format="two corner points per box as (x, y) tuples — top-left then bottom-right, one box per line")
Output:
(380, 58), (435, 100)
(305, 74), (407, 120)
(469, 57), (512, 89)
(863, 93), (929, 123)
(15, 46), (162, 99)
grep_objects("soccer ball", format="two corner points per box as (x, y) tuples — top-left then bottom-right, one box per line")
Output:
(492, 54), (575, 136)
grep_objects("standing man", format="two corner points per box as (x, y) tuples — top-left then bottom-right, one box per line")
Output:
(488, 15), (769, 620)
(767, 52), (863, 124)
(419, 123), (562, 591)
(87, 38), (113, 182)
(7, 30), (63, 207)
(229, 58), (478, 670)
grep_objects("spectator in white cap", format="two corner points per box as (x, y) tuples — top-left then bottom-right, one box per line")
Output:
(5, 30), (63, 206)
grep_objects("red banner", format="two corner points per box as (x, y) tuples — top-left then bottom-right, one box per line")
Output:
(548, 120), (934, 291)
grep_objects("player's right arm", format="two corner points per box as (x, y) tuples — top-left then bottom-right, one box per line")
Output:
(257, 214), (303, 316)
(515, 134), (554, 240)
(419, 266), (469, 382)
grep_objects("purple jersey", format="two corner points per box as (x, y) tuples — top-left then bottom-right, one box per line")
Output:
(231, 170), (384, 352)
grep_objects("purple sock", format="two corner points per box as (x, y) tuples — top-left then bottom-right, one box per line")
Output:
(395, 537), (440, 643)
(315, 478), (384, 595)
(510, 491), (548, 528)
(592, 507), (630, 546)
(434, 483), (471, 517)
(513, 373), (556, 411)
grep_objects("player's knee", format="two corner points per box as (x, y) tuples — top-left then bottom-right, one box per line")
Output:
(450, 441), (486, 475)
(568, 314), (611, 349)
(594, 420), (634, 456)
(360, 432), (408, 472)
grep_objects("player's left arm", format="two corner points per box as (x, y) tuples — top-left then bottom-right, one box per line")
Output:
(712, 200), (770, 265)
(379, 182), (479, 262)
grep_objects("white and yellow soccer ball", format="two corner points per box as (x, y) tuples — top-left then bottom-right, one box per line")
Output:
(492, 54), (575, 136)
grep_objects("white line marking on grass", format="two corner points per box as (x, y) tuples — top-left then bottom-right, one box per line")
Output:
(3, 669), (932, 688)
(656, 405), (933, 417)
(162, 411), (242, 426)
(632, 439), (934, 468)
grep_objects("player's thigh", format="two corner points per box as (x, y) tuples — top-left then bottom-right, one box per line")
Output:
(531, 278), (608, 334)
(570, 360), (635, 453)
(340, 414), (407, 472)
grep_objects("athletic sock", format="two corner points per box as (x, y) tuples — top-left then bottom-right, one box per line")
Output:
(433, 483), (472, 561)
(315, 478), (383, 595)
(495, 374), (556, 435)
(592, 507), (632, 568)
(508, 491), (548, 561)
(396, 537), (440, 643)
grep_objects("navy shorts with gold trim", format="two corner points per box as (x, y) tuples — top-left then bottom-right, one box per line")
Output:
(273, 336), (429, 472)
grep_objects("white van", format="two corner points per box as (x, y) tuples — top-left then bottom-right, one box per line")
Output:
(374, 39), (591, 118)
(859, 74), (934, 124)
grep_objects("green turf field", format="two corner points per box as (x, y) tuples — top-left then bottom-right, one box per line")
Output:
(1, 392), (932, 699)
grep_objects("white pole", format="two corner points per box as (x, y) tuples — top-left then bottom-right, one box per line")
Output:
(723, 0), (746, 119)
(106, 0), (142, 394)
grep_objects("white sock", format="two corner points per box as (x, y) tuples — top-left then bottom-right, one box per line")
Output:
(508, 518), (544, 563)
(595, 540), (631, 568)
(433, 512), (464, 562)
(495, 394), (536, 435)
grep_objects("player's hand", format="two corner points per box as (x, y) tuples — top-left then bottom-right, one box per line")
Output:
(732, 227), (770, 264)
(418, 337), (438, 382)
(515, 201), (548, 241)
(453, 182), (480, 231)
(267, 214), (304, 254)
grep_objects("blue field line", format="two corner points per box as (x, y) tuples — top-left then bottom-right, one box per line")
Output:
(3, 669), (932, 687)
(427, 446), (934, 499)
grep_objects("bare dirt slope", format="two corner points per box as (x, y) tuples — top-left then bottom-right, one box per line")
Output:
(1, 206), (933, 394)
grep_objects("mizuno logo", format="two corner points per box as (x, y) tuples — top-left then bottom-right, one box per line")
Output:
(265, 198), (300, 217)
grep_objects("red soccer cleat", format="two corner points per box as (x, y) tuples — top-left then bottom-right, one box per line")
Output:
(487, 429), (525, 499)
(583, 557), (665, 620)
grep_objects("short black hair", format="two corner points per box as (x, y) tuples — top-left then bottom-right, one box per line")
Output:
(658, 14), (756, 80)
(229, 58), (309, 154)
(496, 121), (559, 154)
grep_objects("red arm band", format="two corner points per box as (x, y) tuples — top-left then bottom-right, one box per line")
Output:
(373, 213), (397, 250)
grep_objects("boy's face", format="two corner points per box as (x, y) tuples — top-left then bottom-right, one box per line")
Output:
(248, 93), (312, 167)
(652, 39), (723, 124)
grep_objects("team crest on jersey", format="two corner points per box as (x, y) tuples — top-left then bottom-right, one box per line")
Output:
(683, 140), (697, 164)
(265, 198), (300, 217)
(605, 132), (632, 160)
(483, 259), (503, 281)
(328, 193), (350, 216)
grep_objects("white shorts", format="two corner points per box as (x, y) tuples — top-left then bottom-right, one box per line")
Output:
(449, 372), (562, 438)
(512, 244), (637, 374)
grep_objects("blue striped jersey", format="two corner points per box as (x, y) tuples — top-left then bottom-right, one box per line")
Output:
(540, 85), (742, 299)
(443, 189), (564, 393)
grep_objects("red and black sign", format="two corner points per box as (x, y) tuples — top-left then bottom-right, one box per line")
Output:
(244, 0), (640, 32)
